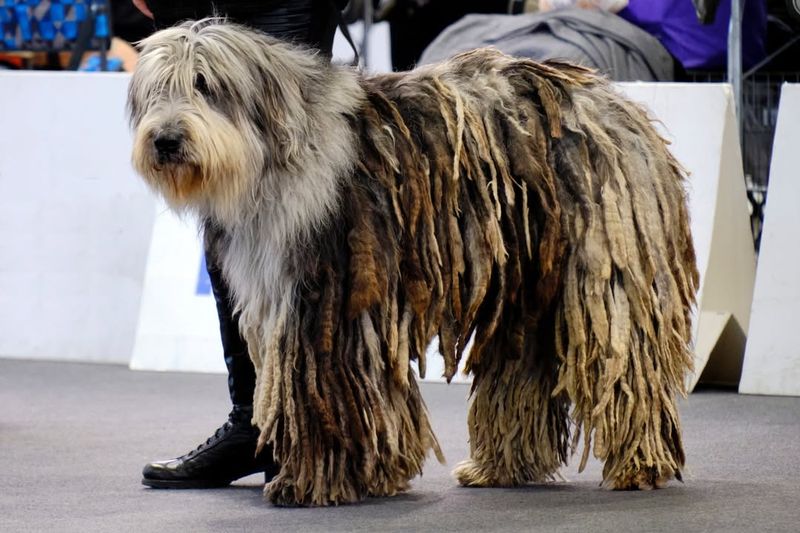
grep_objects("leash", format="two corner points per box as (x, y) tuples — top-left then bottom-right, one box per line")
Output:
(333, 0), (361, 66)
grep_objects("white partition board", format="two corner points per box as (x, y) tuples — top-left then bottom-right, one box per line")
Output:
(739, 84), (800, 397)
(0, 72), (156, 364)
(129, 205), (224, 373)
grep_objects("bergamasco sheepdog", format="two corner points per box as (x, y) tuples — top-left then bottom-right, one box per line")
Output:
(129, 19), (698, 506)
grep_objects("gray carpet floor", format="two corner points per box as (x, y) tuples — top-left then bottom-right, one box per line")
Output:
(1, 358), (799, 533)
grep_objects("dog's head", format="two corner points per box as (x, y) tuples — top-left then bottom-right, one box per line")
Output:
(128, 19), (339, 218)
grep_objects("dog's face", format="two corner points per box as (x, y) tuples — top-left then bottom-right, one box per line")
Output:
(128, 20), (316, 216)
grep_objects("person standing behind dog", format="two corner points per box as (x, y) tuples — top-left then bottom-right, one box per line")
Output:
(519, 0), (767, 72)
(132, 0), (347, 490)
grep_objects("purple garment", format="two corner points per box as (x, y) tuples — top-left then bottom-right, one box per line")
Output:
(619, 0), (767, 70)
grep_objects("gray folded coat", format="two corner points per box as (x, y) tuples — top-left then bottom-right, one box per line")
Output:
(419, 8), (675, 82)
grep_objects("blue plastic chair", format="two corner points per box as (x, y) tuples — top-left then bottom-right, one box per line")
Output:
(0, 1), (111, 70)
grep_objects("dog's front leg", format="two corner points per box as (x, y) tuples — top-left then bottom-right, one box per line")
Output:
(251, 297), (440, 506)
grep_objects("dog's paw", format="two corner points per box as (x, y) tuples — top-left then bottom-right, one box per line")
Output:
(610, 466), (678, 491)
(453, 459), (507, 488)
(264, 474), (307, 507)
(368, 478), (410, 498)
(264, 472), (368, 507)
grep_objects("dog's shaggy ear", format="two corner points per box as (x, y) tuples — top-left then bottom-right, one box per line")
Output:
(193, 21), (345, 170)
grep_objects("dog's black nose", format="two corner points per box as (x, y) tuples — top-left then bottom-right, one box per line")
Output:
(153, 132), (183, 158)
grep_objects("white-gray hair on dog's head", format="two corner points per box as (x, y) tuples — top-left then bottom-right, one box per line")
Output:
(128, 19), (364, 225)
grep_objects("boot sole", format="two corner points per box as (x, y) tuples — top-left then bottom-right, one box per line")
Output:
(142, 478), (233, 489)
(142, 470), (276, 489)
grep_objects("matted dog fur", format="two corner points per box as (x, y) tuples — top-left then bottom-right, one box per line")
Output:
(129, 20), (698, 506)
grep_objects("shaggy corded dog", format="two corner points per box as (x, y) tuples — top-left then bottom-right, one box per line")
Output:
(129, 19), (698, 506)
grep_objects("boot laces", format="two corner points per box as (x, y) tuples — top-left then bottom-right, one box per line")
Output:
(186, 420), (234, 457)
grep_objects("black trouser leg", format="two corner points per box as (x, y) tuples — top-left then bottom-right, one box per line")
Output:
(205, 241), (256, 414)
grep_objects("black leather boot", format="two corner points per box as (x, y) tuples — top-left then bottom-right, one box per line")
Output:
(141, 406), (279, 488)
(142, 233), (279, 489)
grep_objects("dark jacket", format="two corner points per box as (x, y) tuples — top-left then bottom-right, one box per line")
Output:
(146, 0), (346, 51)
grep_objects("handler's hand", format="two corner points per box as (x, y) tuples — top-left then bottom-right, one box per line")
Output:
(133, 0), (154, 19)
